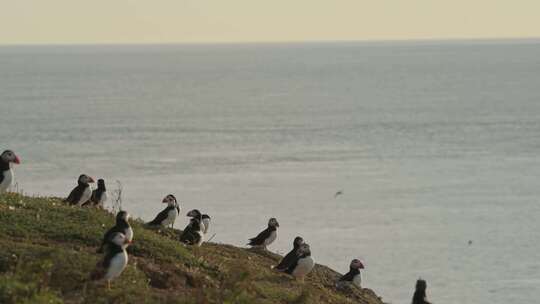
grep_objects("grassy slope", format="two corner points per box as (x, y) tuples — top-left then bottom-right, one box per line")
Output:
(0, 193), (385, 304)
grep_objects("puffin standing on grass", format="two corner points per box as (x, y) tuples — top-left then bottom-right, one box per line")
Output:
(0, 150), (21, 193)
(274, 236), (304, 271)
(64, 174), (95, 206)
(91, 232), (130, 289)
(286, 243), (315, 282)
(146, 194), (180, 228)
(247, 218), (279, 250)
(179, 213), (204, 246)
(201, 214), (211, 234)
(83, 179), (107, 208)
(337, 259), (365, 288)
(97, 211), (133, 253)
(186, 209), (211, 234)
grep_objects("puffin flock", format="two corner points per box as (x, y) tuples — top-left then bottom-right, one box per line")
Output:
(1, 149), (366, 291)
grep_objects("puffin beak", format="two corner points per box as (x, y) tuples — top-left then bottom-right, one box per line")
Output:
(13, 155), (21, 164)
(360, 264), (365, 269)
(125, 239), (132, 245)
(162, 199), (168, 203)
(88, 177), (95, 183)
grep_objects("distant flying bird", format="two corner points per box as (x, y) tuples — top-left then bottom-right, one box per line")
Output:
(334, 190), (344, 198)
(468, 240), (473, 246)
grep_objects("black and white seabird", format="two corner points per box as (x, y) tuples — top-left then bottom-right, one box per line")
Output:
(186, 209), (210, 234)
(97, 211), (133, 253)
(247, 218), (279, 250)
(285, 243), (315, 282)
(274, 236), (304, 271)
(201, 214), (211, 234)
(83, 179), (107, 208)
(179, 215), (204, 246)
(0, 150), (21, 193)
(64, 174), (95, 206)
(146, 194), (180, 228)
(412, 278), (432, 304)
(91, 232), (130, 289)
(337, 259), (364, 288)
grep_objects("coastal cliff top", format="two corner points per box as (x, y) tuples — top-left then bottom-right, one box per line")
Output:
(0, 193), (385, 304)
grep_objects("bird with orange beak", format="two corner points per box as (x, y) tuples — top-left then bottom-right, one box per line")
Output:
(91, 232), (131, 289)
(0, 150), (21, 193)
(64, 174), (95, 206)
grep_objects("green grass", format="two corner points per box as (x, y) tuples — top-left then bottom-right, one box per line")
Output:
(0, 193), (385, 304)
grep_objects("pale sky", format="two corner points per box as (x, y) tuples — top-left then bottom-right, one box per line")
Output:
(1, 0), (539, 44)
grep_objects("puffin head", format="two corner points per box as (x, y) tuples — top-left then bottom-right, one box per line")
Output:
(268, 218), (279, 228)
(78, 174), (95, 185)
(297, 243), (311, 256)
(97, 179), (106, 191)
(187, 209), (202, 218)
(293, 236), (304, 248)
(415, 278), (427, 292)
(110, 232), (130, 246)
(350, 259), (364, 270)
(1, 150), (21, 165)
(202, 214), (211, 221)
(162, 194), (177, 206)
(116, 210), (130, 222)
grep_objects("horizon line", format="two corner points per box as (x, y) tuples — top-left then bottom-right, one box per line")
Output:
(1, 36), (540, 48)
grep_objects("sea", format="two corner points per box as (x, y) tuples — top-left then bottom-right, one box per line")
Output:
(1, 40), (539, 304)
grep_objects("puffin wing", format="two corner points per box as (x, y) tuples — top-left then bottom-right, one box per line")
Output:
(248, 227), (271, 246)
(147, 207), (170, 226)
(97, 226), (120, 253)
(339, 271), (355, 282)
(63, 186), (80, 204)
(285, 257), (300, 274)
(91, 248), (117, 280)
(179, 225), (196, 244)
(275, 249), (297, 271)
(0, 172), (4, 184)
(90, 189), (99, 204)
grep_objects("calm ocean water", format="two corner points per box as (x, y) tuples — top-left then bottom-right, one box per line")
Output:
(1, 41), (540, 303)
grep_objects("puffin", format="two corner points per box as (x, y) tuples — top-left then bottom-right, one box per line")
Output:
(247, 218), (279, 250)
(201, 214), (211, 234)
(64, 174), (95, 206)
(286, 243), (315, 282)
(179, 215), (204, 246)
(0, 150), (21, 193)
(274, 236), (304, 271)
(186, 209), (210, 234)
(83, 179), (107, 208)
(146, 194), (180, 228)
(91, 232), (130, 289)
(337, 259), (364, 288)
(97, 211), (133, 253)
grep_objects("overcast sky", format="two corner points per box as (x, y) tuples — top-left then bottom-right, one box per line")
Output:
(1, 0), (539, 44)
